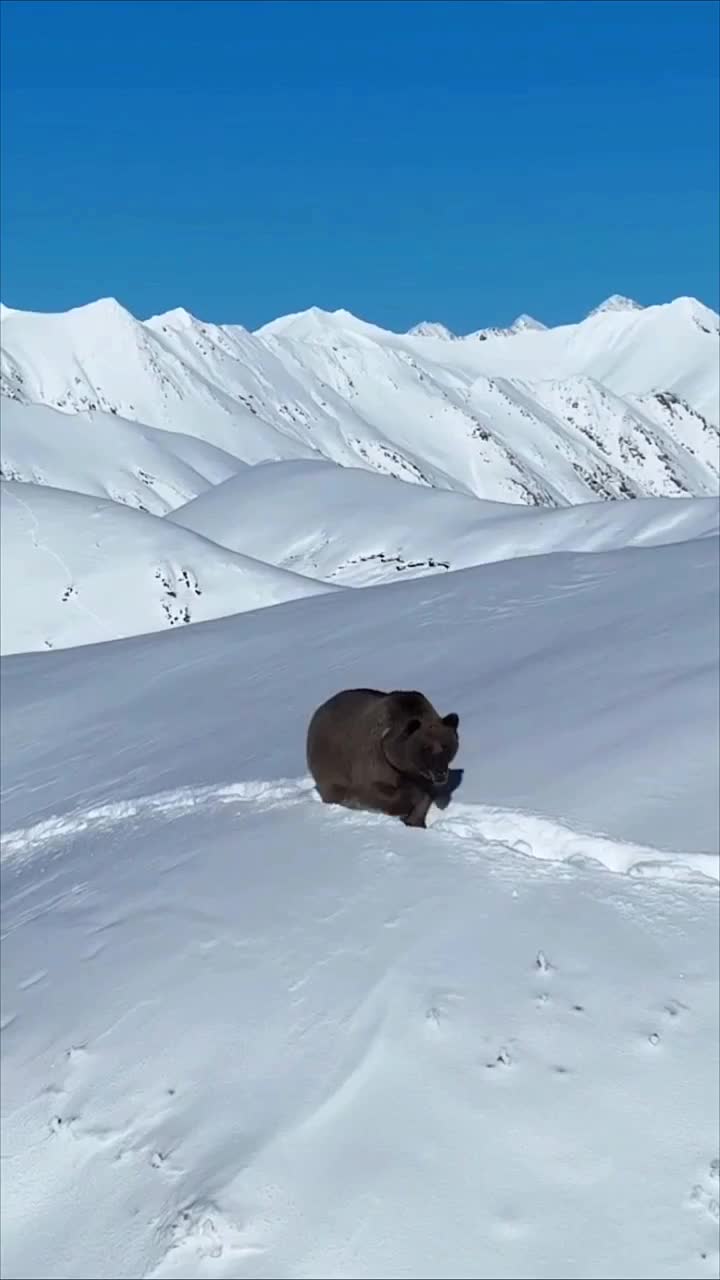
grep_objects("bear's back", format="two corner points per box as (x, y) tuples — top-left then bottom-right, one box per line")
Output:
(306, 688), (388, 779)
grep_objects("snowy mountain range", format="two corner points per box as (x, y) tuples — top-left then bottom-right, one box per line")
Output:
(1, 290), (719, 1279)
(2, 294), (718, 509)
(1, 291), (718, 651)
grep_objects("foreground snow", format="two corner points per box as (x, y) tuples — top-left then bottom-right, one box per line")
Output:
(2, 534), (718, 1279)
(2, 787), (718, 1280)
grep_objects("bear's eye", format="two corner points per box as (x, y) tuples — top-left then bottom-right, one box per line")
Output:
(405, 718), (422, 736)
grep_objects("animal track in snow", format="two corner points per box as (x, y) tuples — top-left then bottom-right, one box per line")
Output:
(432, 802), (719, 884)
(149, 1201), (265, 1277)
(1, 778), (315, 865)
(424, 988), (465, 1030)
(689, 1159), (720, 1223)
(2, 779), (714, 887)
(153, 562), (204, 628)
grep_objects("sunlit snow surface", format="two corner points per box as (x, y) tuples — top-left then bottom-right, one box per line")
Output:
(1, 292), (718, 1278)
(2, 536), (718, 1279)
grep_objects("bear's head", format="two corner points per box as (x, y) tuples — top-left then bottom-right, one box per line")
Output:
(383, 709), (459, 785)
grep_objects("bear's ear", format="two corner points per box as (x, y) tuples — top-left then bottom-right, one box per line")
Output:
(405, 717), (422, 736)
(442, 712), (459, 731)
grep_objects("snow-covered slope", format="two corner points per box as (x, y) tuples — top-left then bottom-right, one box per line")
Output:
(1, 481), (334, 654)
(2, 294), (718, 504)
(0, 398), (246, 514)
(168, 458), (720, 586)
(2, 531), (718, 1280)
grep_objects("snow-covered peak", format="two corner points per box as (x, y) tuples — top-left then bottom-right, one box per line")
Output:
(0, 295), (137, 331)
(256, 305), (338, 335)
(67, 296), (136, 327)
(145, 306), (199, 331)
(257, 305), (376, 339)
(510, 313), (547, 333)
(587, 295), (644, 317)
(407, 321), (457, 340)
(466, 317), (548, 340)
(665, 295), (720, 336)
(256, 306), (398, 350)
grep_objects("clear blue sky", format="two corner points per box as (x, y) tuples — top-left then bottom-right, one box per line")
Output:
(1, 0), (718, 331)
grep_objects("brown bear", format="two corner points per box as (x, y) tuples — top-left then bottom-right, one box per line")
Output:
(306, 688), (460, 828)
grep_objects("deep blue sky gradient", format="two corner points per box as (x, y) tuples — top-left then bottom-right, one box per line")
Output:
(1, 0), (718, 331)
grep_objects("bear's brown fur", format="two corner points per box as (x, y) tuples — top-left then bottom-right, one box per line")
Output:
(306, 688), (460, 828)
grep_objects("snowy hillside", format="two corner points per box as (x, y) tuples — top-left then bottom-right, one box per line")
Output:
(1, 481), (334, 654)
(1, 399), (246, 514)
(2, 532), (718, 1280)
(168, 459), (720, 586)
(2, 294), (718, 504)
(3, 458), (717, 652)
